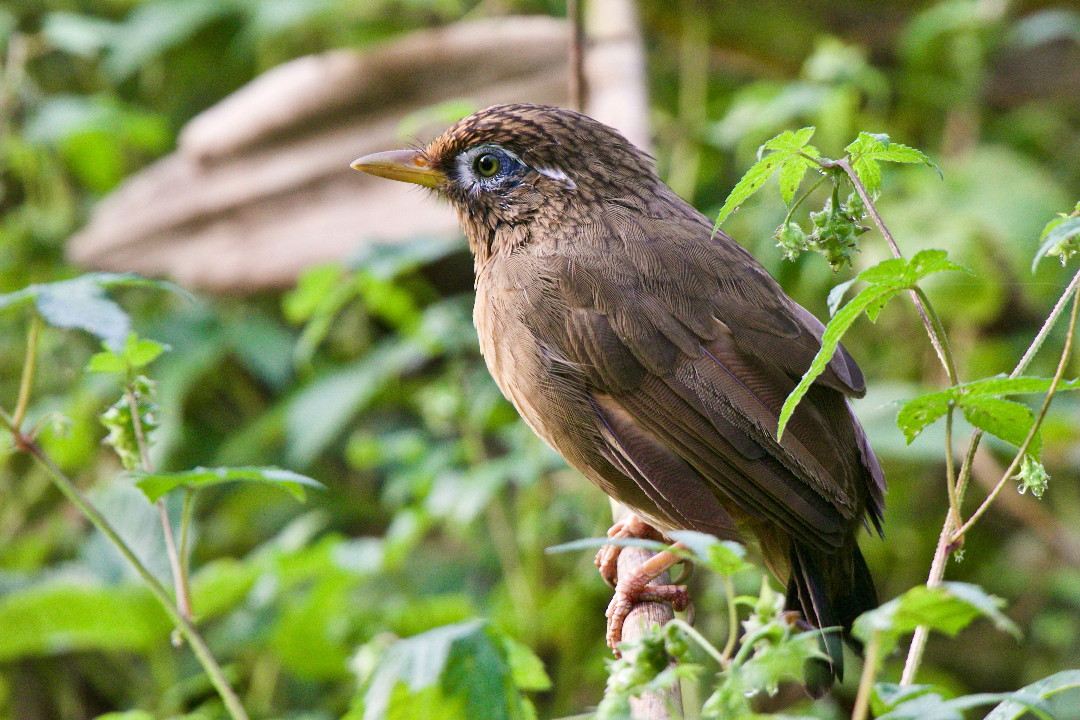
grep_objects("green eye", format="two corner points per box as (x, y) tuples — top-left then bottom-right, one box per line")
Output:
(474, 153), (500, 178)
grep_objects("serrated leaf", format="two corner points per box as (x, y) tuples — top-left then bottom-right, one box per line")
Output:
(715, 153), (787, 228)
(762, 126), (817, 153)
(852, 155), (883, 196)
(896, 393), (951, 443)
(895, 375), (1080, 443)
(133, 466), (324, 503)
(845, 132), (941, 177)
(853, 582), (1018, 656)
(778, 156), (812, 205)
(778, 283), (901, 438)
(961, 397), (1040, 455)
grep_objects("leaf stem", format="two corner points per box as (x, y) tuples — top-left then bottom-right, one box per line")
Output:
(783, 172), (828, 225)
(667, 618), (726, 666)
(720, 575), (739, 667)
(12, 315), (41, 429)
(851, 630), (881, 720)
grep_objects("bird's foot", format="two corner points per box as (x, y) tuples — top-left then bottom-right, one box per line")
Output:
(604, 546), (689, 654)
(595, 514), (665, 588)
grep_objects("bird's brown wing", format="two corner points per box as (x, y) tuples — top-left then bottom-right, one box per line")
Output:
(526, 202), (883, 550)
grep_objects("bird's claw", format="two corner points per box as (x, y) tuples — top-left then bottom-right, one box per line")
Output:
(605, 581), (689, 653)
(594, 515), (664, 588)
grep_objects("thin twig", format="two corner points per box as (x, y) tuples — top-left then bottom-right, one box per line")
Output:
(127, 384), (193, 620)
(12, 315), (41, 429)
(851, 630), (882, 720)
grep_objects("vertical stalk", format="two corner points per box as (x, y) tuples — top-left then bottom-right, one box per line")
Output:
(851, 630), (882, 720)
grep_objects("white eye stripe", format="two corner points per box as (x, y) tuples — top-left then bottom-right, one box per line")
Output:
(534, 165), (576, 189)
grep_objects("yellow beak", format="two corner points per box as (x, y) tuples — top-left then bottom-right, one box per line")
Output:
(350, 150), (445, 189)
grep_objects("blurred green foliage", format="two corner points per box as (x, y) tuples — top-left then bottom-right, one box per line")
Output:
(3, 0), (1080, 719)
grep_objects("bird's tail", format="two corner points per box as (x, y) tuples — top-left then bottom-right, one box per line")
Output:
(785, 541), (878, 694)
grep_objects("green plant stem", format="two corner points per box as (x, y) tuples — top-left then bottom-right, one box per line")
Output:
(851, 630), (881, 720)
(127, 384), (193, 620)
(720, 575), (739, 667)
(12, 315), (41, 429)
(1, 424), (250, 720)
(943, 406), (962, 530)
(951, 288), (1079, 540)
(783, 174), (828, 225)
(666, 619), (726, 666)
(179, 488), (196, 604)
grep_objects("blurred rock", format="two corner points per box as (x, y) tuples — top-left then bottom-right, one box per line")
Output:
(67, 16), (568, 292)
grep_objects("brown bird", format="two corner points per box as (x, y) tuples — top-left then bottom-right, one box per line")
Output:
(352, 104), (885, 684)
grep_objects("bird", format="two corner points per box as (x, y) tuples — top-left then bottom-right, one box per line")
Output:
(351, 103), (885, 687)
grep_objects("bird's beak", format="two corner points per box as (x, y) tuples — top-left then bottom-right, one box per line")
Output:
(350, 150), (445, 189)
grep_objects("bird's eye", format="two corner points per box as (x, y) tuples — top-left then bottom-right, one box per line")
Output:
(474, 153), (501, 178)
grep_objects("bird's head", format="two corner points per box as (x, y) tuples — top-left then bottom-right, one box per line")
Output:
(352, 104), (662, 262)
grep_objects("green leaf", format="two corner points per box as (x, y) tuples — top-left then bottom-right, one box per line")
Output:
(544, 536), (670, 555)
(778, 155), (812, 205)
(853, 581), (1019, 656)
(781, 249), (967, 438)
(0, 273), (190, 349)
(500, 637), (552, 692)
(716, 127), (818, 227)
(133, 466), (323, 503)
(762, 126), (817, 153)
(844, 132), (940, 184)
(0, 582), (170, 662)
(983, 670), (1080, 720)
(714, 152), (787, 228)
(896, 393), (951, 443)
(960, 397), (1040, 455)
(778, 283), (900, 438)
(359, 620), (536, 720)
(668, 530), (750, 577)
(852, 154), (883, 196)
(88, 333), (168, 374)
(872, 684), (939, 716)
(873, 690), (1052, 720)
(895, 375), (1080, 444)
